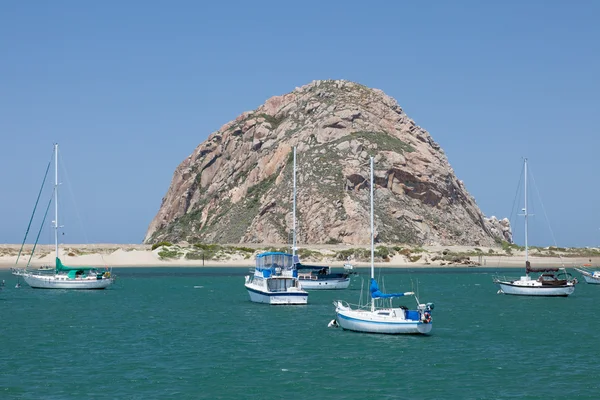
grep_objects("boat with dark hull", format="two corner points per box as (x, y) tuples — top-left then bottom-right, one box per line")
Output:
(295, 263), (350, 290)
(493, 158), (576, 296)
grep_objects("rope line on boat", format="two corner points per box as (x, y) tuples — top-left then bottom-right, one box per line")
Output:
(16, 152), (53, 265)
(528, 164), (565, 267)
(499, 160), (526, 269)
(27, 192), (54, 268)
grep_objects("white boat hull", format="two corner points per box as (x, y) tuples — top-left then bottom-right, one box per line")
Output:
(23, 274), (114, 289)
(581, 275), (600, 284)
(245, 283), (308, 305)
(299, 277), (350, 290)
(575, 269), (600, 284)
(496, 281), (574, 296)
(335, 307), (432, 335)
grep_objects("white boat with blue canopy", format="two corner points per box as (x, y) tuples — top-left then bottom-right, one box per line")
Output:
(245, 252), (308, 305)
(244, 146), (307, 305)
(335, 279), (433, 335)
(333, 157), (433, 335)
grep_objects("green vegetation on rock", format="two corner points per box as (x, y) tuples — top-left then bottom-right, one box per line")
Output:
(158, 249), (181, 259)
(152, 241), (173, 251)
(349, 131), (414, 154)
(256, 113), (286, 130)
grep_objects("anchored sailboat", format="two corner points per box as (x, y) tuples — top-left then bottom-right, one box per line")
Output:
(494, 158), (576, 296)
(12, 144), (114, 289)
(574, 265), (600, 284)
(332, 157), (434, 334)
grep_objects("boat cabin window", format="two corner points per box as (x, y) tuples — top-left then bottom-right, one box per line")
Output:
(267, 278), (295, 292)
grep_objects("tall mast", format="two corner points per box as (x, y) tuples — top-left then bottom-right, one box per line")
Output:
(54, 143), (59, 260)
(292, 147), (297, 258)
(524, 158), (528, 267)
(370, 156), (375, 312)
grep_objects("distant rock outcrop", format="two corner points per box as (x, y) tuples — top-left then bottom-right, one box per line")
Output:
(145, 80), (511, 246)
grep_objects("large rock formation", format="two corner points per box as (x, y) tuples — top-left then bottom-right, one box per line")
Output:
(145, 80), (511, 246)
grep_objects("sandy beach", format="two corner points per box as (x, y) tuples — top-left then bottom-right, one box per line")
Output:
(1, 243), (598, 270)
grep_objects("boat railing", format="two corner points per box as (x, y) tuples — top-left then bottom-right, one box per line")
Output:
(493, 274), (521, 283)
(11, 267), (48, 276)
(335, 299), (372, 310)
(575, 267), (599, 277)
(11, 267), (27, 276)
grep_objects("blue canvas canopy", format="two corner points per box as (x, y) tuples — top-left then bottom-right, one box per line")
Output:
(255, 252), (294, 270)
(370, 278), (408, 299)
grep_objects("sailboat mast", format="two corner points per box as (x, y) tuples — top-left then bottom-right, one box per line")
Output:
(54, 143), (59, 260)
(370, 156), (375, 312)
(292, 146), (297, 258)
(524, 158), (528, 266)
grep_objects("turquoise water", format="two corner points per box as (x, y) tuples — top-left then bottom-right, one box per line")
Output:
(0, 267), (598, 399)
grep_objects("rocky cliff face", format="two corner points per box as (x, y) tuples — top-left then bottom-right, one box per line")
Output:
(145, 80), (512, 246)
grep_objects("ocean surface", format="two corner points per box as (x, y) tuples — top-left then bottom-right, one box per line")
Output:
(0, 267), (598, 399)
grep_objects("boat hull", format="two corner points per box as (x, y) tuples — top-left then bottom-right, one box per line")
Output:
(574, 269), (600, 284)
(23, 274), (114, 289)
(245, 284), (308, 305)
(299, 277), (350, 290)
(496, 281), (574, 296)
(335, 309), (432, 335)
(581, 275), (600, 284)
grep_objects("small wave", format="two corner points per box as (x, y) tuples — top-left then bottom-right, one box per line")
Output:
(193, 286), (204, 289)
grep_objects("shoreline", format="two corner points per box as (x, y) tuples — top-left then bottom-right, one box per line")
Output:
(1, 244), (598, 270)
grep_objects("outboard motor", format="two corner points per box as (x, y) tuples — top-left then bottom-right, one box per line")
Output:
(418, 303), (434, 323)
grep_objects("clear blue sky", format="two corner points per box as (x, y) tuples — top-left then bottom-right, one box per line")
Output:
(1, 0), (599, 247)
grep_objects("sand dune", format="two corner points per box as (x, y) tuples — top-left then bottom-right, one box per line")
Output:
(1, 243), (597, 269)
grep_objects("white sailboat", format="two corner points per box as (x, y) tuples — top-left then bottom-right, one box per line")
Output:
(11, 144), (114, 290)
(333, 157), (434, 335)
(494, 158), (576, 296)
(574, 265), (600, 284)
(244, 146), (308, 304)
